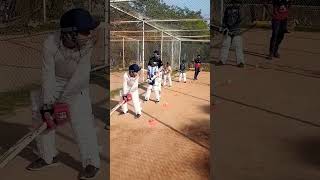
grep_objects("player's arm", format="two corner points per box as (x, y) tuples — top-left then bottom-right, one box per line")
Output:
(237, 7), (241, 26)
(222, 7), (228, 29)
(41, 36), (57, 105)
(122, 74), (129, 95)
(147, 66), (152, 79)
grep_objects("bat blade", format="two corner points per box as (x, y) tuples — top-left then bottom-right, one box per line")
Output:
(0, 123), (47, 168)
(110, 101), (125, 116)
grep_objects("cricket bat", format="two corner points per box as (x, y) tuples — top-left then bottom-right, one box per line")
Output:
(0, 123), (47, 168)
(110, 100), (125, 116)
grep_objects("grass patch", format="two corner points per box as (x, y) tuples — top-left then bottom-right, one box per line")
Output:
(0, 84), (40, 116)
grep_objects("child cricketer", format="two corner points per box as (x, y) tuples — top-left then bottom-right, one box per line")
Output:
(121, 64), (142, 118)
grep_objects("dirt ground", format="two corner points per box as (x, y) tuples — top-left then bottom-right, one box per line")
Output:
(212, 28), (320, 180)
(110, 71), (210, 179)
(0, 82), (109, 180)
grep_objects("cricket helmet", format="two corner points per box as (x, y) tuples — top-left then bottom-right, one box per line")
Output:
(129, 64), (141, 73)
(60, 8), (100, 33)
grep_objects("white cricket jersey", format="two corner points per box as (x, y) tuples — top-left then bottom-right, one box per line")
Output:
(147, 65), (159, 79)
(123, 72), (139, 94)
(42, 32), (93, 104)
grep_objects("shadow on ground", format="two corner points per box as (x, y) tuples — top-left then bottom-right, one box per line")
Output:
(180, 105), (210, 148)
(294, 136), (320, 167)
(110, 99), (136, 117)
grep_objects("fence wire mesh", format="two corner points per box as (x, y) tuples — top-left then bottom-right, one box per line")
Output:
(110, 0), (210, 74)
(0, 0), (105, 93)
(220, 0), (320, 30)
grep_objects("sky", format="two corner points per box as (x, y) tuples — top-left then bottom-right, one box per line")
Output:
(162, 0), (210, 20)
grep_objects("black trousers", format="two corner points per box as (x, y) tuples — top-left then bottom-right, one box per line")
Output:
(194, 68), (200, 79)
(269, 19), (287, 55)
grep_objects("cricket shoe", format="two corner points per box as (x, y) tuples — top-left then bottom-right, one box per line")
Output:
(136, 114), (141, 119)
(273, 53), (280, 58)
(26, 157), (59, 171)
(237, 63), (245, 68)
(266, 54), (273, 60)
(122, 111), (127, 115)
(79, 165), (99, 180)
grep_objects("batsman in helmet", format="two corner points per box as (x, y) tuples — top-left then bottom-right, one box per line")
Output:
(28, 8), (101, 179)
(145, 59), (161, 103)
(121, 64), (142, 118)
(149, 50), (163, 97)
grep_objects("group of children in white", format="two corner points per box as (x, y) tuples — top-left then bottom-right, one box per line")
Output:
(120, 50), (202, 119)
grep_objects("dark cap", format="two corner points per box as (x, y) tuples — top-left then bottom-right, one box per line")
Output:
(129, 64), (141, 72)
(153, 50), (160, 55)
(60, 8), (100, 33)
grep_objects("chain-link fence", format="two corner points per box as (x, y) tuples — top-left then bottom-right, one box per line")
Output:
(110, 26), (182, 72)
(219, 0), (320, 31)
(110, 1), (210, 76)
(0, 0), (106, 93)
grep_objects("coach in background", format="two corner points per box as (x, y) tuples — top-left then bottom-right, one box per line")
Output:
(267, 0), (291, 60)
(216, 0), (245, 68)
(194, 55), (202, 80)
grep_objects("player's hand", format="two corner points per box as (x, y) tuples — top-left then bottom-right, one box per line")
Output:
(122, 95), (128, 102)
(43, 112), (56, 129)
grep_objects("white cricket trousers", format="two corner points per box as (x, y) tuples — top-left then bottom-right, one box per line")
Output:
(30, 81), (100, 168)
(120, 90), (142, 115)
(163, 74), (172, 86)
(220, 35), (245, 64)
(179, 72), (187, 82)
(158, 72), (162, 94)
(145, 83), (160, 101)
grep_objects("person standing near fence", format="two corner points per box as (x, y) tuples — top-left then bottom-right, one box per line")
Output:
(215, 0), (245, 68)
(163, 62), (172, 87)
(267, 0), (291, 60)
(148, 50), (163, 97)
(27, 8), (101, 179)
(179, 60), (187, 83)
(194, 55), (202, 80)
(121, 64), (142, 118)
(145, 59), (161, 103)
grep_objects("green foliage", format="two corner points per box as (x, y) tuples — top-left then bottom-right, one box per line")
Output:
(130, 0), (208, 30)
